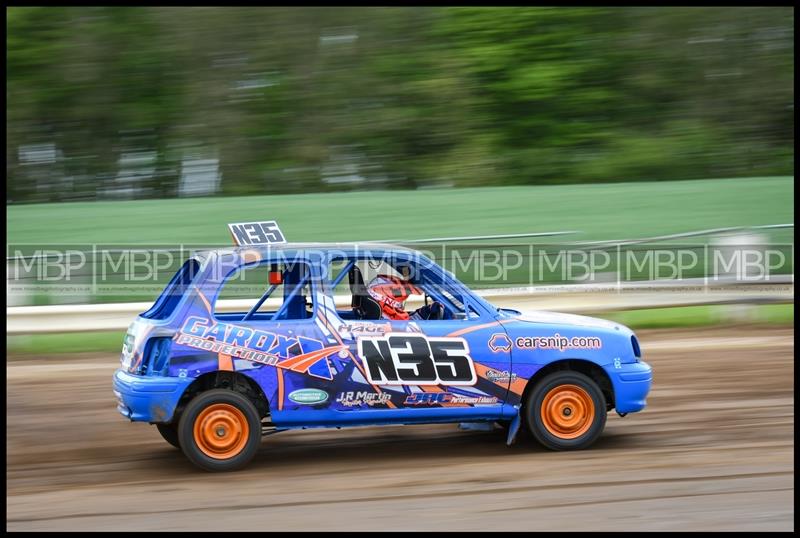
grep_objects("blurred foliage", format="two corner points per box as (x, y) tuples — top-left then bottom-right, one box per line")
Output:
(6, 7), (794, 202)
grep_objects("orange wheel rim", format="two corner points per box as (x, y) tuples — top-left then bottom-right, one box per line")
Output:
(540, 384), (595, 440)
(193, 403), (249, 459)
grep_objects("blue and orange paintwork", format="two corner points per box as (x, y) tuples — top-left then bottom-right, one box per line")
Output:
(113, 244), (652, 438)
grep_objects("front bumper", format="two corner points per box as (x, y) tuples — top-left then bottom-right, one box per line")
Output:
(606, 360), (653, 414)
(113, 369), (193, 423)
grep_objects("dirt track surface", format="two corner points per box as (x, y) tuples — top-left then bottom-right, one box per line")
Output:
(7, 326), (794, 531)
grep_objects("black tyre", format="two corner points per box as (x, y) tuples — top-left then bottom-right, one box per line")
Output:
(178, 389), (262, 472)
(156, 422), (181, 449)
(525, 370), (607, 450)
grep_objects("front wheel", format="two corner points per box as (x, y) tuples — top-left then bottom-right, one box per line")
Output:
(178, 389), (262, 472)
(525, 371), (607, 450)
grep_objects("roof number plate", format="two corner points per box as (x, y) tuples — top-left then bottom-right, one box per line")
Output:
(228, 221), (287, 246)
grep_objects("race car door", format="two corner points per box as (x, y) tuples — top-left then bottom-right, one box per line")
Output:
(323, 256), (515, 423)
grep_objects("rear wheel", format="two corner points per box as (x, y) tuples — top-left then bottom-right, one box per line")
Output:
(156, 422), (181, 449)
(178, 389), (262, 472)
(525, 371), (607, 450)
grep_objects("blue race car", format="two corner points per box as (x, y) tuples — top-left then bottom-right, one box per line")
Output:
(113, 222), (652, 471)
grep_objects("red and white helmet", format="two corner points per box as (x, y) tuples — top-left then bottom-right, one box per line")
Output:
(367, 274), (422, 320)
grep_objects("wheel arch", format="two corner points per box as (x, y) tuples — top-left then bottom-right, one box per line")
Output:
(520, 358), (614, 411)
(173, 370), (271, 423)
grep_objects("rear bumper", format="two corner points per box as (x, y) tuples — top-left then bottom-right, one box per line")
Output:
(607, 360), (653, 413)
(113, 369), (192, 423)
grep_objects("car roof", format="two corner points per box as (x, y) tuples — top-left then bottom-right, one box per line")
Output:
(193, 242), (421, 261)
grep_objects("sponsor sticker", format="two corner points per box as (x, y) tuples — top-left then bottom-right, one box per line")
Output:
(173, 316), (341, 379)
(405, 393), (499, 405)
(485, 369), (518, 383)
(514, 333), (602, 351)
(335, 391), (393, 407)
(488, 333), (512, 353)
(288, 388), (329, 405)
(337, 322), (392, 336)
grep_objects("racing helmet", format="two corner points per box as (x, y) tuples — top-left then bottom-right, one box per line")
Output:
(366, 274), (423, 320)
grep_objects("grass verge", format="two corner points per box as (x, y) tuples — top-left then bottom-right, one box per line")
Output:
(8, 176), (794, 245)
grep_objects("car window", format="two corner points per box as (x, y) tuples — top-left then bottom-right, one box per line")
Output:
(329, 256), (480, 321)
(214, 261), (314, 321)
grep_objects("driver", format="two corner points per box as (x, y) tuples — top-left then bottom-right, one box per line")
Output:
(366, 274), (444, 321)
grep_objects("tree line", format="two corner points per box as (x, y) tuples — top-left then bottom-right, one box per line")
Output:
(6, 7), (794, 203)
